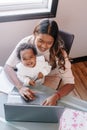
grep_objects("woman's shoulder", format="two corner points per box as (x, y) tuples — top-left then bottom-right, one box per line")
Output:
(15, 35), (35, 50)
(19, 35), (34, 45)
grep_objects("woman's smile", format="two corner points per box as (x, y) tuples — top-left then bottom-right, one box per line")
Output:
(35, 34), (54, 52)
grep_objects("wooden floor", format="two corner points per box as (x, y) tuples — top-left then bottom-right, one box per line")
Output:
(71, 61), (87, 101)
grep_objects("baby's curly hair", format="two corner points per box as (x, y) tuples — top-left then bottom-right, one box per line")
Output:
(17, 43), (37, 60)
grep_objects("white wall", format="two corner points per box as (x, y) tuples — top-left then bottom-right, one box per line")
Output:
(56, 0), (87, 58)
(0, 0), (87, 65)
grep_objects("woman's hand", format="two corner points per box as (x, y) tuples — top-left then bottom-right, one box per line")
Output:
(42, 94), (59, 106)
(19, 87), (35, 101)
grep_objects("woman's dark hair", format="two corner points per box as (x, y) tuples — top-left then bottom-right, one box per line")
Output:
(17, 43), (37, 60)
(33, 19), (66, 70)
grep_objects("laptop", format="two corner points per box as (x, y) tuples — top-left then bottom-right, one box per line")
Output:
(4, 103), (64, 123)
(4, 88), (64, 123)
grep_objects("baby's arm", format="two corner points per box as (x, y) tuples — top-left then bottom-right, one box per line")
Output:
(22, 76), (36, 87)
(16, 73), (35, 86)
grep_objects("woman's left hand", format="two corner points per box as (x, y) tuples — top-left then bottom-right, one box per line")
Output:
(42, 94), (58, 106)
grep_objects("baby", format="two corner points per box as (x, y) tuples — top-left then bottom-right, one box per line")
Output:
(16, 43), (51, 87)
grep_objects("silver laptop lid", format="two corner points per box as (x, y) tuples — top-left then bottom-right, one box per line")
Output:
(4, 104), (64, 123)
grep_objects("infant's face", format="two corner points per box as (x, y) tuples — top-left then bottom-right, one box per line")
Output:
(20, 49), (36, 67)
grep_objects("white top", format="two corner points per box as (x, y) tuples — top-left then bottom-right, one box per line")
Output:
(6, 35), (75, 88)
(16, 56), (51, 86)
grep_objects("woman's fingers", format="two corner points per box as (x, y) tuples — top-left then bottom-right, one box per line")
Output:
(42, 100), (56, 106)
(19, 87), (35, 100)
(42, 100), (50, 106)
(24, 91), (35, 100)
(22, 94), (30, 101)
(42, 100), (47, 105)
(42, 96), (57, 106)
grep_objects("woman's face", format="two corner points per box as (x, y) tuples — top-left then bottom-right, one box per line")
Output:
(35, 34), (54, 52)
(20, 49), (36, 67)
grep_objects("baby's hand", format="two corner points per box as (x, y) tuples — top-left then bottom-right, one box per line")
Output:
(29, 80), (35, 86)
(38, 72), (44, 79)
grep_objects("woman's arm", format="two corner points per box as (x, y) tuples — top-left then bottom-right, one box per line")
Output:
(4, 64), (23, 90)
(54, 83), (74, 101)
(42, 50), (75, 106)
(4, 64), (35, 100)
(42, 83), (74, 106)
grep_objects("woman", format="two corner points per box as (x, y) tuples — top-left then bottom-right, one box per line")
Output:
(4, 19), (75, 105)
